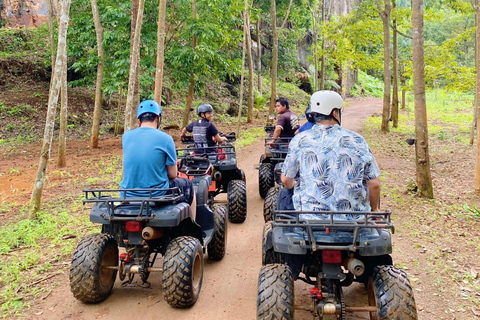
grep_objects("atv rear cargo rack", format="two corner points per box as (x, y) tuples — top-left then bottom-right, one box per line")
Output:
(272, 210), (394, 252)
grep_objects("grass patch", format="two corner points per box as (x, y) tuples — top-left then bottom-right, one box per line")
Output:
(236, 127), (266, 148)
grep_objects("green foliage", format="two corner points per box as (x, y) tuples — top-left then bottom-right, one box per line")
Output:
(236, 127), (265, 147)
(0, 26), (50, 58)
(0, 104), (37, 117)
(349, 70), (383, 98)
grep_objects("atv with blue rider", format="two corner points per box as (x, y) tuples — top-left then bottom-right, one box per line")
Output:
(69, 182), (227, 307)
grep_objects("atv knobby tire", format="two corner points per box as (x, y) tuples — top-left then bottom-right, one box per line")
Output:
(207, 204), (228, 260)
(227, 180), (247, 223)
(259, 163), (274, 199)
(69, 233), (118, 303)
(162, 236), (204, 308)
(261, 222), (283, 265)
(257, 264), (294, 320)
(368, 265), (418, 320)
(263, 187), (279, 222)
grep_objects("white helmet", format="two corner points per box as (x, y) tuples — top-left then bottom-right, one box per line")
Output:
(310, 91), (343, 115)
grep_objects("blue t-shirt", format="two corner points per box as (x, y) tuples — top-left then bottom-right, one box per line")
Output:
(298, 121), (314, 133)
(120, 127), (177, 197)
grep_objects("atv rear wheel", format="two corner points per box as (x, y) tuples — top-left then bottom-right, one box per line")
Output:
(368, 265), (418, 320)
(69, 233), (118, 303)
(257, 264), (294, 320)
(259, 163), (274, 198)
(262, 222), (284, 265)
(207, 204), (228, 260)
(227, 180), (247, 223)
(263, 187), (279, 222)
(162, 236), (204, 308)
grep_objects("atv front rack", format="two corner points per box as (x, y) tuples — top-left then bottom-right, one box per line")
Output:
(83, 188), (184, 220)
(272, 210), (394, 252)
(178, 156), (213, 176)
(264, 137), (292, 160)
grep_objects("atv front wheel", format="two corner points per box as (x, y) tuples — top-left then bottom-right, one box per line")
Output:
(263, 187), (279, 222)
(69, 233), (118, 303)
(162, 236), (204, 308)
(368, 265), (418, 320)
(259, 163), (274, 198)
(207, 204), (228, 260)
(227, 180), (247, 223)
(257, 264), (294, 320)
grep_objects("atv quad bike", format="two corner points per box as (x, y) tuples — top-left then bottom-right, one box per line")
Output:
(178, 133), (247, 223)
(257, 125), (292, 199)
(258, 210), (418, 320)
(70, 175), (227, 308)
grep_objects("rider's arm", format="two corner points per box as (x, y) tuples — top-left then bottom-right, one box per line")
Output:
(271, 126), (282, 139)
(281, 174), (295, 190)
(367, 177), (381, 211)
(181, 127), (187, 136)
(167, 165), (178, 180)
(214, 133), (228, 143)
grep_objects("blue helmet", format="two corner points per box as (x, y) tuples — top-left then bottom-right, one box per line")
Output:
(137, 100), (162, 119)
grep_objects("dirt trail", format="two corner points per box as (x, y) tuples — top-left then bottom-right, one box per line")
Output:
(21, 98), (401, 320)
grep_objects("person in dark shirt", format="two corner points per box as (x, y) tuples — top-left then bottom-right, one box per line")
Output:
(181, 103), (228, 154)
(267, 97), (299, 148)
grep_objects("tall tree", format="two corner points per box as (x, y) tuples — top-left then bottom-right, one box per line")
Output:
(268, 0), (294, 116)
(391, 1), (399, 128)
(256, 19), (263, 93)
(320, 0), (326, 90)
(376, 0), (392, 133)
(236, 8), (248, 137)
(473, 0), (480, 194)
(46, 0), (55, 74)
(57, 59), (68, 167)
(154, 0), (167, 105)
(124, 0), (145, 131)
(246, 5), (254, 123)
(90, 0), (105, 148)
(412, 0), (433, 198)
(182, 0), (197, 128)
(31, 0), (72, 217)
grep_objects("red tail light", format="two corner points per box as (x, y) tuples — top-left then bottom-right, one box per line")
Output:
(322, 250), (342, 264)
(120, 252), (131, 262)
(125, 221), (142, 232)
(310, 287), (321, 300)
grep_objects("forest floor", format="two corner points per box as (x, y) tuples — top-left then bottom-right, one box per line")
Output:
(1, 96), (480, 319)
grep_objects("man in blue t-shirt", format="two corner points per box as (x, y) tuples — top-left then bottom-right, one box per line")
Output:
(121, 100), (196, 217)
(181, 103), (228, 154)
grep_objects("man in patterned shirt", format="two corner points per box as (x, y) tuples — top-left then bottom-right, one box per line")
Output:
(280, 91), (381, 218)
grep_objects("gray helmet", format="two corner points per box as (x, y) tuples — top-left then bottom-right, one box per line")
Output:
(197, 103), (214, 117)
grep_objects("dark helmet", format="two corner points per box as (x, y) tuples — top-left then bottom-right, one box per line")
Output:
(305, 105), (314, 123)
(137, 100), (161, 119)
(197, 103), (214, 117)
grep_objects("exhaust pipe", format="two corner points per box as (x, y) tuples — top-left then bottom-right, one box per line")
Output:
(142, 227), (164, 240)
(344, 258), (365, 277)
(213, 171), (222, 181)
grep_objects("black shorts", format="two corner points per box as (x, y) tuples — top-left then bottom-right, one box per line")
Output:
(169, 178), (194, 205)
(278, 187), (294, 210)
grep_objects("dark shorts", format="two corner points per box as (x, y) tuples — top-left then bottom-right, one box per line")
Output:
(170, 178), (194, 205)
(278, 187), (294, 210)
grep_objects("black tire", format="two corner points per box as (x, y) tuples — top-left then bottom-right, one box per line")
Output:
(162, 236), (204, 308)
(368, 265), (418, 320)
(257, 264), (294, 320)
(69, 233), (118, 303)
(227, 180), (247, 223)
(259, 163), (274, 199)
(240, 169), (246, 183)
(208, 204), (228, 260)
(263, 187), (279, 222)
(262, 222), (284, 265)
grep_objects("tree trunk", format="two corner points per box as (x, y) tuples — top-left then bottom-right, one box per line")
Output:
(130, 0), (141, 130)
(90, 0), (105, 148)
(376, 0), (391, 133)
(391, 1), (399, 128)
(256, 19), (262, 93)
(124, 0), (145, 131)
(30, 0), (71, 217)
(312, 4), (318, 92)
(57, 59), (68, 167)
(182, 0), (197, 128)
(471, 5), (478, 146)
(268, 0), (278, 118)
(400, 62), (406, 110)
(154, 0), (167, 105)
(412, 0), (433, 198)
(474, 0), (480, 194)
(236, 7), (248, 137)
(47, 0), (55, 75)
(246, 10), (254, 124)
